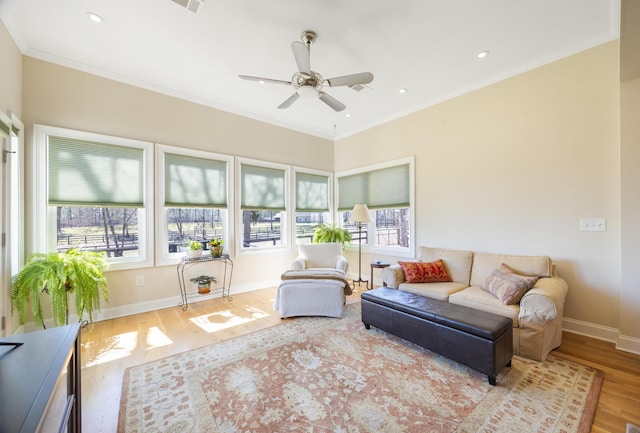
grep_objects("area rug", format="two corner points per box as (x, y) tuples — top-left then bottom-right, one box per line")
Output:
(118, 303), (603, 433)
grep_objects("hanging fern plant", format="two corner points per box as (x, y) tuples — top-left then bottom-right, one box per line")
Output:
(312, 224), (352, 247)
(11, 248), (109, 328)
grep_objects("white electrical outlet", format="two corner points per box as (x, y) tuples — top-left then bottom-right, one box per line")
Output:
(135, 275), (144, 286)
(580, 218), (606, 232)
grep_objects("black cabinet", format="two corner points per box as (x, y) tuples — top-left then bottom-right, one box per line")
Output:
(0, 324), (81, 433)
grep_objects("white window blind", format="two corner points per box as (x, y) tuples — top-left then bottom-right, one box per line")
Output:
(164, 153), (227, 208)
(48, 136), (144, 207)
(241, 164), (285, 210)
(296, 172), (329, 212)
(338, 163), (410, 211)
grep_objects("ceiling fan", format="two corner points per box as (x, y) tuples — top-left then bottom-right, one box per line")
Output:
(239, 30), (374, 112)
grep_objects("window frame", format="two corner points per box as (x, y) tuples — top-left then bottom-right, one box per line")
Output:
(291, 167), (334, 246)
(236, 157), (291, 256)
(155, 144), (234, 266)
(8, 113), (24, 274)
(33, 125), (154, 270)
(335, 156), (415, 257)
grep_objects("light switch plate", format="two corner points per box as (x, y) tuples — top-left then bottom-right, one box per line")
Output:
(580, 218), (606, 232)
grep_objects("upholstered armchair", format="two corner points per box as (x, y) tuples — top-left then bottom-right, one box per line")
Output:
(275, 243), (351, 318)
(291, 242), (349, 273)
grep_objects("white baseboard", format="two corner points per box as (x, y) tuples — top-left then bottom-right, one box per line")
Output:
(90, 279), (280, 322)
(562, 317), (619, 342)
(617, 334), (640, 355)
(562, 317), (640, 355)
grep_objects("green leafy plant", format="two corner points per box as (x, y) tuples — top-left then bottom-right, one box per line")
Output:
(208, 238), (224, 247)
(312, 224), (352, 247)
(189, 240), (203, 250)
(11, 248), (109, 328)
(189, 275), (216, 286)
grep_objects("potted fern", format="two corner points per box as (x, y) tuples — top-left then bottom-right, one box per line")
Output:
(312, 223), (352, 247)
(11, 248), (109, 328)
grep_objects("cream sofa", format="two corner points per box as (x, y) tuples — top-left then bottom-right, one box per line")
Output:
(381, 246), (568, 361)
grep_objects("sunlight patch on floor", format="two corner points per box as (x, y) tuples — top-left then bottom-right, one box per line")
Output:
(84, 330), (138, 367)
(190, 306), (271, 333)
(144, 326), (173, 350)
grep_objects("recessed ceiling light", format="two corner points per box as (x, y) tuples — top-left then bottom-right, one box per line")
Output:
(399, 88), (407, 94)
(87, 12), (104, 23)
(345, 113), (351, 118)
(477, 51), (489, 59)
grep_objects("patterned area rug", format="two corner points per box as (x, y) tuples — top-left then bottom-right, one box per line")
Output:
(118, 303), (603, 433)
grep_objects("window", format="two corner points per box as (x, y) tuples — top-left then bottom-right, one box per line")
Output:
(337, 157), (414, 253)
(156, 145), (233, 265)
(8, 115), (24, 273)
(294, 169), (331, 244)
(237, 159), (289, 252)
(34, 125), (154, 270)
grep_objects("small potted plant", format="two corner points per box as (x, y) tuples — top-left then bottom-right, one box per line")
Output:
(186, 240), (203, 259)
(209, 237), (224, 258)
(189, 274), (216, 294)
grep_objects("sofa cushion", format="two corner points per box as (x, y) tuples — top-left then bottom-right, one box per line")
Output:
(297, 243), (343, 269)
(417, 247), (473, 285)
(449, 286), (521, 327)
(398, 282), (468, 301)
(398, 259), (452, 283)
(482, 263), (539, 305)
(470, 252), (552, 287)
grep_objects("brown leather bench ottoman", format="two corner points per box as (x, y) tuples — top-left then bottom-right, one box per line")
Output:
(361, 287), (513, 385)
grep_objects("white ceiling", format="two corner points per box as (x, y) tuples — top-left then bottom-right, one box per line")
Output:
(0, 0), (619, 140)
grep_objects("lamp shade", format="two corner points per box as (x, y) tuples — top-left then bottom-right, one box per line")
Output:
(349, 204), (373, 223)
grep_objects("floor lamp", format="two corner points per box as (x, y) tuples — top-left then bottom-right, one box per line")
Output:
(350, 204), (373, 286)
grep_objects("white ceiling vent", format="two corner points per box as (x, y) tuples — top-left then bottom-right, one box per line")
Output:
(170, 0), (204, 13)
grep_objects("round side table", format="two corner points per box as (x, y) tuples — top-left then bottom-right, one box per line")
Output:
(369, 261), (390, 290)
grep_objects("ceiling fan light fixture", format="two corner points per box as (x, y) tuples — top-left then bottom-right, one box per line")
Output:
(298, 85), (319, 98)
(239, 30), (374, 112)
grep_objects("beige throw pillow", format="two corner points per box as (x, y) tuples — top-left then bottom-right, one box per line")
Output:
(482, 263), (539, 305)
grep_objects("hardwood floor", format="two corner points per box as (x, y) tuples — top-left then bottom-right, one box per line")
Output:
(80, 285), (640, 433)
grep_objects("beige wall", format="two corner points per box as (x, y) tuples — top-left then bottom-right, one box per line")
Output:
(21, 57), (334, 315)
(618, 0), (640, 353)
(0, 19), (21, 117)
(620, 77), (640, 343)
(4, 24), (637, 348)
(337, 42), (625, 335)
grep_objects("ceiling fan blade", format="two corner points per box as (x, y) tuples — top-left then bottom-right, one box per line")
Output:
(291, 41), (311, 74)
(238, 75), (291, 85)
(327, 72), (374, 87)
(277, 93), (300, 109)
(318, 92), (346, 112)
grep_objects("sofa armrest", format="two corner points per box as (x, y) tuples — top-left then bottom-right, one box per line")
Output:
(336, 256), (349, 273)
(291, 257), (305, 270)
(519, 276), (568, 323)
(382, 265), (405, 288)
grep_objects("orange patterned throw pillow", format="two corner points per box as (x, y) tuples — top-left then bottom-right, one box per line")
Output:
(482, 263), (539, 305)
(398, 259), (452, 283)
